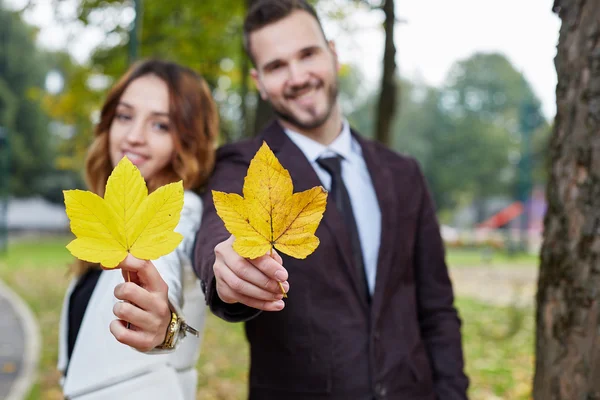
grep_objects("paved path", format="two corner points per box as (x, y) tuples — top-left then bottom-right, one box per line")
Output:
(0, 279), (40, 400)
(450, 265), (538, 307)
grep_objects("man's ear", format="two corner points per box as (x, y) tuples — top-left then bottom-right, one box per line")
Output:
(328, 40), (341, 72)
(250, 68), (268, 100)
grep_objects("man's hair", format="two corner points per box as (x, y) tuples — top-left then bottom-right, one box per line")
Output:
(243, 0), (327, 64)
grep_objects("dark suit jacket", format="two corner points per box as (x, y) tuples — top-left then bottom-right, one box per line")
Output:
(194, 121), (469, 400)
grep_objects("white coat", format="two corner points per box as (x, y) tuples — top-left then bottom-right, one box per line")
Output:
(58, 191), (206, 400)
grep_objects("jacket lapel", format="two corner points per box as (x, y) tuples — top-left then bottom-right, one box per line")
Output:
(353, 133), (398, 317)
(262, 122), (367, 305)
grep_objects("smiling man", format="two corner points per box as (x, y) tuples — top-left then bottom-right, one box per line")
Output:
(194, 1), (469, 399)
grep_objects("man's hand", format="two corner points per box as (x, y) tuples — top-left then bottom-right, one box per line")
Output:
(106, 254), (172, 352)
(214, 235), (289, 311)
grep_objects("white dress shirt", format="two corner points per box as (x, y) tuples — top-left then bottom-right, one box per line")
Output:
(285, 121), (382, 294)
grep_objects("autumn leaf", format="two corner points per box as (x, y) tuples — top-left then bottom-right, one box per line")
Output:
(63, 157), (184, 268)
(212, 141), (328, 262)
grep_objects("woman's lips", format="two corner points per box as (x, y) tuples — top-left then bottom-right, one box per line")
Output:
(123, 151), (147, 166)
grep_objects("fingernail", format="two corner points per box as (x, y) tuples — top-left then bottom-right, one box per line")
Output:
(274, 293), (284, 300)
(274, 271), (285, 282)
(274, 300), (285, 309)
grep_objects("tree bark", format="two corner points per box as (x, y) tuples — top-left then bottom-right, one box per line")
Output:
(240, 43), (251, 139)
(252, 96), (273, 135)
(534, 1), (600, 399)
(375, 0), (397, 146)
(245, 0), (274, 137)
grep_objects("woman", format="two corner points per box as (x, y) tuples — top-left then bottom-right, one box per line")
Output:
(58, 59), (218, 399)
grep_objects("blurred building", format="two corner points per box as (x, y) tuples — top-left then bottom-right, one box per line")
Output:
(7, 197), (69, 233)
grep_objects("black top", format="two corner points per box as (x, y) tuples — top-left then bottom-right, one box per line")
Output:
(66, 267), (102, 374)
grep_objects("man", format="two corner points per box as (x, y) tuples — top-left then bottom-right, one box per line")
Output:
(195, 1), (469, 399)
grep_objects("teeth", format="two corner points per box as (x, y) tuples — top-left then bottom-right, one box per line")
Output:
(297, 88), (314, 98)
(124, 152), (144, 163)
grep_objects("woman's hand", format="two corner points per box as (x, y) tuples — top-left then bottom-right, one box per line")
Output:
(105, 254), (172, 352)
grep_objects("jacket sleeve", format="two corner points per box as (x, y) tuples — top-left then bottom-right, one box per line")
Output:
(193, 145), (262, 322)
(153, 191), (202, 312)
(145, 190), (204, 354)
(412, 159), (469, 399)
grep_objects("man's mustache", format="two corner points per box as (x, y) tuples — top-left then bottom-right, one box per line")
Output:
(285, 81), (322, 98)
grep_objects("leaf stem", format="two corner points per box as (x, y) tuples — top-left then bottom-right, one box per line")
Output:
(270, 247), (287, 299)
(126, 270), (131, 329)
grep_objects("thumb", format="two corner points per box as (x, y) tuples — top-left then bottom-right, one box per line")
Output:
(117, 254), (167, 294)
(269, 249), (283, 265)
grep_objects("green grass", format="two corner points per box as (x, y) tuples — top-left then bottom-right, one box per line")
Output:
(1, 236), (74, 269)
(0, 236), (72, 400)
(457, 297), (534, 399)
(447, 247), (539, 268)
(0, 237), (535, 399)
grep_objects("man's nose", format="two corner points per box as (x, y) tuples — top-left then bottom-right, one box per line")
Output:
(287, 62), (309, 86)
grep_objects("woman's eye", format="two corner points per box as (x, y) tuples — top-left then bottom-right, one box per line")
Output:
(116, 113), (132, 121)
(153, 122), (170, 132)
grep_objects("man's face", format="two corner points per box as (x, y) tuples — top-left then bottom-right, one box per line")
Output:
(250, 10), (340, 131)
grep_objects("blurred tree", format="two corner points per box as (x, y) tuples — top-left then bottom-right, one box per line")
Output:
(0, 7), (55, 197)
(350, 53), (549, 218)
(374, 0), (397, 146)
(350, 0), (398, 147)
(46, 0), (372, 145)
(440, 52), (547, 219)
(534, 1), (600, 398)
(46, 0), (249, 144)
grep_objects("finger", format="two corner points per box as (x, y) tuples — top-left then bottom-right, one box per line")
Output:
(114, 282), (158, 312)
(120, 269), (140, 285)
(226, 256), (288, 294)
(269, 249), (283, 265)
(216, 260), (286, 301)
(249, 253), (288, 283)
(216, 237), (288, 286)
(117, 254), (167, 293)
(113, 301), (155, 330)
(234, 290), (285, 312)
(110, 319), (158, 352)
(248, 257), (290, 293)
(216, 280), (285, 311)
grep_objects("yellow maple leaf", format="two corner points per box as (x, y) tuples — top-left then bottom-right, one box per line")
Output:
(212, 141), (328, 262)
(64, 157), (184, 268)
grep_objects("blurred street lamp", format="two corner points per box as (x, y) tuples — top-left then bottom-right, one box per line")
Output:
(128, 0), (143, 64)
(516, 98), (543, 252)
(0, 126), (9, 253)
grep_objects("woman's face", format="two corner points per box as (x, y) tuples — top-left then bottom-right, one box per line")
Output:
(109, 74), (175, 181)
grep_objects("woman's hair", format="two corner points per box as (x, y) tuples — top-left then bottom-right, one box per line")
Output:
(86, 58), (218, 196)
(74, 59), (219, 276)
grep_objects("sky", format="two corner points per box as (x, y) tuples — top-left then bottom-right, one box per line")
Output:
(7, 0), (561, 120)
(324, 0), (561, 120)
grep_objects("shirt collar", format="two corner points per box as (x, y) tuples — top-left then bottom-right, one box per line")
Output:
(284, 120), (353, 163)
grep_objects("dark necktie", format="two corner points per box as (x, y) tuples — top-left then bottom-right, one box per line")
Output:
(317, 155), (370, 302)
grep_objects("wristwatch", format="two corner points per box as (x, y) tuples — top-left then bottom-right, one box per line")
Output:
(156, 311), (199, 350)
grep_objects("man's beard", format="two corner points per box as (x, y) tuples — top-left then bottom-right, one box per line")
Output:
(272, 79), (339, 131)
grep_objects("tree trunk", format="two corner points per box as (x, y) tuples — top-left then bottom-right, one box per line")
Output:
(375, 0), (397, 146)
(240, 44), (251, 139)
(245, 0), (274, 137)
(534, 1), (600, 399)
(253, 96), (273, 135)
